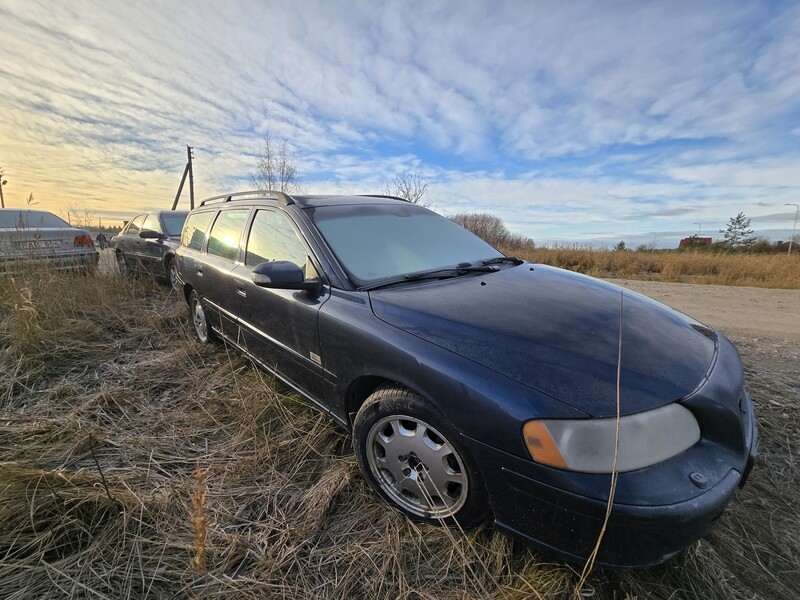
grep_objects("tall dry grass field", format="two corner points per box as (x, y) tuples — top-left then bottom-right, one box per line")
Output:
(507, 246), (800, 289)
(1, 264), (798, 599)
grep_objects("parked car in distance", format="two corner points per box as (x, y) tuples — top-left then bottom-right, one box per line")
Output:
(0, 208), (98, 274)
(175, 191), (757, 567)
(111, 210), (189, 288)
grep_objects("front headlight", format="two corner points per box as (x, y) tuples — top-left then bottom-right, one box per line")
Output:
(523, 403), (700, 473)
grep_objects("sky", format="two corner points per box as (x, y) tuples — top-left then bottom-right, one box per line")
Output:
(0, 0), (799, 247)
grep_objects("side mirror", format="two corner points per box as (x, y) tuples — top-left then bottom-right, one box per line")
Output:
(139, 229), (163, 239)
(251, 261), (321, 292)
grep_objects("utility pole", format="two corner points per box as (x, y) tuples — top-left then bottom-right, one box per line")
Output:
(786, 204), (799, 256)
(171, 145), (195, 210)
(0, 168), (6, 208)
(187, 145), (195, 210)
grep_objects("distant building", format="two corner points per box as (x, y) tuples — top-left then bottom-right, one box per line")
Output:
(678, 236), (712, 249)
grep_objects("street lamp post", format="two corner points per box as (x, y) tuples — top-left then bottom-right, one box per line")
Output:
(786, 204), (800, 256)
(0, 178), (6, 209)
(693, 223), (702, 234)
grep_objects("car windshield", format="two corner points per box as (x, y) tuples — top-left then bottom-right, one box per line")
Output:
(0, 210), (71, 229)
(162, 212), (189, 236)
(311, 203), (503, 286)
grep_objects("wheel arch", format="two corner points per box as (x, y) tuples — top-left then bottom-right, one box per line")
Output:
(344, 376), (428, 430)
(350, 377), (493, 527)
(182, 283), (194, 306)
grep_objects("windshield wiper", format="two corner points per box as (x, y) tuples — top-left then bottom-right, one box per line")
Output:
(359, 263), (497, 291)
(479, 256), (524, 266)
(403, 263), (497, 280)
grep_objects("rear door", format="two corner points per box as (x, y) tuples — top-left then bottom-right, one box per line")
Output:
(231, 208), (330, 402)
(178, 209), (216, 290)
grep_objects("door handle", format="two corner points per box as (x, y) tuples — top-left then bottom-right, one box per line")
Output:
(234, 284), (246, 297)
(196, 265), (203, 277)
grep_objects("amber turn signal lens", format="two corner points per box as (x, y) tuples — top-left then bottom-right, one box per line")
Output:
(523, 421), (567, 469)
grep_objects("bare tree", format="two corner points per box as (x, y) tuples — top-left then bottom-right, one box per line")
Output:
(385, 171), (431, 207)
(251, 133), (301, 193)
(450, 212), (535, 253)
(450, 212), (511, 245)
(63, 200), (95, 228)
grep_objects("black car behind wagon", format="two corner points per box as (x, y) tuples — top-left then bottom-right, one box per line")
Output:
(112, 210), (188, 288)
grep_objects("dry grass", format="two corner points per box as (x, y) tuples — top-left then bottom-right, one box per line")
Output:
(0, 263), (798, 599)
(507, 245), (800, 289)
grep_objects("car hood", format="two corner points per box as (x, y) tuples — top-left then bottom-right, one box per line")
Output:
(369, 264), (717, 417)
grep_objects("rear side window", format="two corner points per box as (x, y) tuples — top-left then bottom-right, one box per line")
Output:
(245, 210), (308, 269)
(182, 211), (216, 251)
(207, 209), (250, 261)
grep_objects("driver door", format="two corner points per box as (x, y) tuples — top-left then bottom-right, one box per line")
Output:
(141, 213), (166, 275)
(231, 208), (330, 402)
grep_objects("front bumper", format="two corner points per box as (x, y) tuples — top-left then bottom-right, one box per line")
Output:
(464, 389), (757, 568)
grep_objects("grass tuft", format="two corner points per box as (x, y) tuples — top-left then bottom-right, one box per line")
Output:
(0, 261), (798, 598)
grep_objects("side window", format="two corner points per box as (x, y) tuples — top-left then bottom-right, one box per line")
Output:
(245, 210), (309, 269)
(143, 213), (161, 233)
(128, 215), (145, 234)
(181, 211), (216, 251)
(207, 209), (250, 261)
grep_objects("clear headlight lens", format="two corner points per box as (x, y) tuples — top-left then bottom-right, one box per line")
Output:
(523, 403), (700, 473)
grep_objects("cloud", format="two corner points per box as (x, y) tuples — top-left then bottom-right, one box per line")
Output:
(0, 0), (797, 244)
(750, 210), (800, 223)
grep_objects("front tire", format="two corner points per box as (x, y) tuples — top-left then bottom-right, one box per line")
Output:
(166, 258), (179, 291)
(353, 385), (490, 528)
(189, 290), (217, 344)
(116, 251), (130, 276)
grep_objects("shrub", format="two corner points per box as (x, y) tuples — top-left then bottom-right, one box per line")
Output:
(450, 212), (535, 253)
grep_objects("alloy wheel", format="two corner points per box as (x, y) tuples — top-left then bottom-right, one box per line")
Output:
(116, 252), (129, 276)
(192, 297), (209, 342)
(365, 415), (468, 518)
(168, 260), (179, 290)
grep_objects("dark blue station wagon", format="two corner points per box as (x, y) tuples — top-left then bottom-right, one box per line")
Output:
(175, 191), (757, 567)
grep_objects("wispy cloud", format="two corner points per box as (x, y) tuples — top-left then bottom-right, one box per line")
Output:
(0, 1), (797, 245)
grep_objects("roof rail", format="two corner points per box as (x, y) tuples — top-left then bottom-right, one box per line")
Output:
(199, 190), (294, 207)
(356, 194), (409, 202)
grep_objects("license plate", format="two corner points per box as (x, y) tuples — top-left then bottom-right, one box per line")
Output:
(15, 240), (62, 249)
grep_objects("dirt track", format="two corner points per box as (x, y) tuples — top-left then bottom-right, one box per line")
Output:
(609, 279), (800, 342)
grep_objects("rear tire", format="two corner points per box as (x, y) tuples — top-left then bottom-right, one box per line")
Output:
(189, 290), (217, 344)
(353, 385), (490, 528)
